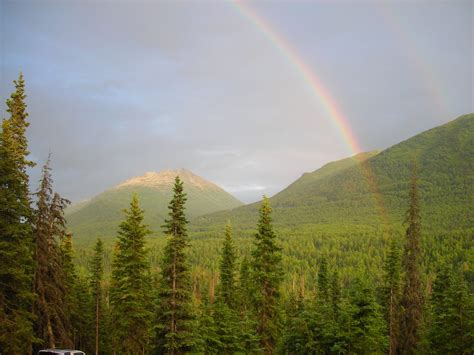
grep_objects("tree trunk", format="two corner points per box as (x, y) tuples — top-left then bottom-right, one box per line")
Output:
(95, 296), (99, 355)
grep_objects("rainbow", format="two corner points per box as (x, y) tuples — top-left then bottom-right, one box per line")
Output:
(376, 3), (447, 116)
(232, 0), (391, 227)
(233, 0), (362, 155)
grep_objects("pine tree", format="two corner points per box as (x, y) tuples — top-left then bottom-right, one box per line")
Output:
(317, 257), (329, 301)
(59, 232), (94, 353)
(155, 177), (196, 354)
(218, 223), (236, 307)
(330, 269), (341, 316)
(399, 162), (424, 354)
(32, 158), (73, 351)
(251, 196), (283, 354)
(236, 256), (261, 353)
(211, 223), (244, 353)
(429, 266), (474, 354)
(0, 72), (36, 352)
(383, 237), (402, 355)
(281, 291), (308, 354)
(340, 277), (387, 353)
(110, 195), (153, 354)
(196, 298), (222, 354)
(237, 256), (253, 312)
(90, 238), (104, 355)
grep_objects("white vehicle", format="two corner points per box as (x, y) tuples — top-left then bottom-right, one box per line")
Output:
(38, 350), (85, 355)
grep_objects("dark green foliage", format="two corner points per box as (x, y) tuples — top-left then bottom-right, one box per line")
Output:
(60, 233), (94, 353)
(399, 162), (424, 354)
(281, 292), (309, 354)
(237, 256), (254, 312)
(90, 238), (104, 355)
(200, 222), (253, 354)
(110, 195), (153, 354)
(197, 298), (244, 354)
(236, 256), (261, 353)
(318, 257), (329, 301)
(155, 177), (196, 354)
(218, 223), (236, 307)
(330, 269), (341, 316)
(429, 265), (474, 354)
(0, 73), (36, 353)
(339, 277), (387, 353)
(70, 273), (94, 353)
(382, 237), (402, 354)
(32, 158), (73, 351)
(196, 299), (222, 354)
(281, 274), (387, 354)
(252, 196), (283, 354)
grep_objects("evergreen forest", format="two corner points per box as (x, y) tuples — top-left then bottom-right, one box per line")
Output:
(1, 74), (473, 355)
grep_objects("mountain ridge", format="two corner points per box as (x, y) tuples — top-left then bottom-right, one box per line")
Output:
(66, 169), (243, 243)
(192, 114), (474, 233)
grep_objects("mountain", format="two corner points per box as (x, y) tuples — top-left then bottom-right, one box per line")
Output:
(66, 169), (243, 243)
(192, 114), (474, 234)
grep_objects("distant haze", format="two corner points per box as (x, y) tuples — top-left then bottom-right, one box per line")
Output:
(0, 0), (471, 203)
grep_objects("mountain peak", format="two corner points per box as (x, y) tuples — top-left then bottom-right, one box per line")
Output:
(67, 168), (243, 242)
(116, 168), (220, 191)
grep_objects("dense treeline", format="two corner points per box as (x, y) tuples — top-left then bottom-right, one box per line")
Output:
(1, 74), (473, 354)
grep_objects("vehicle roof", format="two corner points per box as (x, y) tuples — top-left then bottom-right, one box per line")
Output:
(38, 350), (85, 354)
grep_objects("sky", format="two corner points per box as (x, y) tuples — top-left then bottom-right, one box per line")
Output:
(0, 0), (472, 204)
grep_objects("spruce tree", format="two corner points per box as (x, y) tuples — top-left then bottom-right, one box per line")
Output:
(59, 232), (94, 352)
(90, 238), (104, 355)
(155, 176), (196, 354)
(429, 266), (474, 354)
(382, 237), (402, 355)
(330, 269), (341, 316)
(236, 256), (261, 353)
(32, 158), (73, 351)
(281, 290), (308, 354)
(340, 277), (387, 353)
(196, 298), (221, 353)
(399, 162), (424, 354)
(213, 223), (243, 353)
(110, 195), (153, 354)
(218, 222), (236, 306)
(317, 257), (329, 301)
(0, 72), (36, 352)
(237, 256), (253, 312)
(251, 196), (283, 354)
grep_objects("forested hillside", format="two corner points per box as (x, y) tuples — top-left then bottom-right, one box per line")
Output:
(1, 75), (472, 354)
(193, 114), (474, 234)
(66, 169), (243, 243)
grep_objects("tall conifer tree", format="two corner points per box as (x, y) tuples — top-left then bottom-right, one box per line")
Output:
(155, 176), (196, 354)
(110, 195), (153, 354)
(383, 237), (402, 355)
(330, 269), (341, 316)
(0, 73), (36, 352)
(32, 157), (73, 351)
(211, 223), (243, 353)
(90, 238), (104, 355)
(342, 277), (387, 353)
(318, 257), (329, 301)
(218, 223), (236, 306)
(59, 233), (93, 352)
(399, 162), (424, 354)
(252, 196), (282, 354)
(429, 266), (474, 353)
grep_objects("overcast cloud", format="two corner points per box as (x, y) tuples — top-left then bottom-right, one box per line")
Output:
(0, 0), (471, 203)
